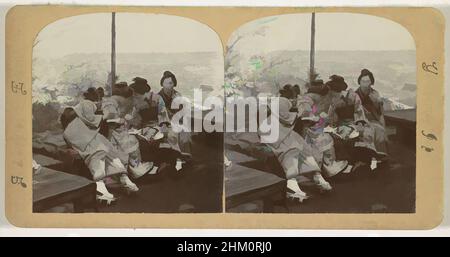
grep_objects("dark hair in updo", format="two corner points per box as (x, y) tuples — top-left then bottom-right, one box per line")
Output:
(96, 87), (105, 98)
(130, 77), (150, 95)
(358, 68), (375, 85)
(292, 84), (301, 96)
(325, 75), (348, 92)
(83, 87), (99, 102)
(279, 84), (296, 99)
(160, 71), (177, 87)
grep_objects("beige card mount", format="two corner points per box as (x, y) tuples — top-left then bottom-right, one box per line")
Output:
(5, 6), (445, 228)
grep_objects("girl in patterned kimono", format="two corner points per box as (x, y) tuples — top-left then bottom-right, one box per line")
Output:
(128, 77), (170, 128)
(355, 69), (388, 164)
(129, 77), (181, 173)
(102, 82), (152, 179)
(294, 82), (350, 178)
(158, 71), (192, 160)
(326, 75), (378, 170)
(61, 88), (139, 204)
(261, 84), (333, 203)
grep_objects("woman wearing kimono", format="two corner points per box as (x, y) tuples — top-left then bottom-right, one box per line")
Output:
(295, 81), (350, 178)
(261, 84), (332, 203)
(355, 69), (388, 163)
(158, 71), (192, 160)
(61, 88), (139, 204)
(128, 77), (169, 128)
(129, 77), (181, 173)
(102, 82), (152, 179)
(326, 75), (378, 170)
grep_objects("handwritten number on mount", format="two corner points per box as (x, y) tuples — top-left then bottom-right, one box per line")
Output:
(11, 81), (26, 95)
(421, 146), (434, 152)
(420, 61), (438, 152)
(11, 176), (27, 188)
(422, 62), (438, 75)
(421, 130), (437, 141)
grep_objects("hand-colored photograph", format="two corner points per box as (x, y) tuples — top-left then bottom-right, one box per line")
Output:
(31, 13), (224, 213)
(224, 13), (416, 213)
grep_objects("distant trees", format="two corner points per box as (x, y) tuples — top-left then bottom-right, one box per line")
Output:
(58, 63), (103, 98)
(32, 101), (60, 133)
(224, 26), (268, 96)
(32, 62), (109, 132)
(226, 50), (298, 96)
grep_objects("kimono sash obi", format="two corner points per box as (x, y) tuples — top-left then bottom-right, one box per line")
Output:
(73, 100), (102, 128)
(140, 93), (159, 124)
(356, 88), (383, 123)
(335, 92), (355, 121)
(139, 107), (159, 124)
(335, 105), (355, 121)
(159, 90), (181, 118)
(63, 117), (99, 152)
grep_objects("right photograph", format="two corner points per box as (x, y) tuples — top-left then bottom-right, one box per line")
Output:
(224, 12), (416, 213)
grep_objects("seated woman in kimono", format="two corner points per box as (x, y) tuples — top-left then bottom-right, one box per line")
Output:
(293, 81), (350, 178)
(355, 69), (388, 166)
(326, 75), (378, 171)
(129, 77), (182, 174)
(260, 84), (333, 203)
(158, 71), (192, 160)
(101, 82), (152, 179)
(60, 87), (139, 204)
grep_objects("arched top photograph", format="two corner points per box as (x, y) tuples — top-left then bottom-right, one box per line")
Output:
(31, 12), (225, 214)
(224, 12), (417, 214)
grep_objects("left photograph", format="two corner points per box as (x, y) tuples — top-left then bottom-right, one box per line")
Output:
(31, 12), (224, 213)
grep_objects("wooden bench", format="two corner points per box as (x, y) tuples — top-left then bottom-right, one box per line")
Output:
(33, 167), (96, 213)
(33, 153), (64, 170)
(226, 149), (257, 163)
(225, 163), (285, 212)
(384, 109), (416, 149)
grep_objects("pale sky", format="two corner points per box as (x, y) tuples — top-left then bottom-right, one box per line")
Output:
(33, 13), (223, 59)
(229, 12), (415, 56)
(34, 12), (415, 59)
